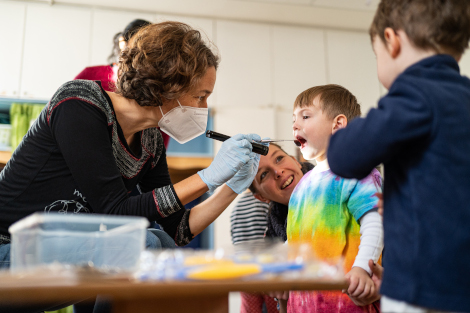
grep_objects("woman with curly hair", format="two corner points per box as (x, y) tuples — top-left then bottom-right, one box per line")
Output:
(0, 21), (259, 312)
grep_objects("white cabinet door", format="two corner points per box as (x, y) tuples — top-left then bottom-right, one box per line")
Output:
(459, 51), (470, 78)
(326, 30), (381, 115)
(90, 9), (155, 66)
(215, 21), (272, 108)
(156, 14), (213, 41)
(272, 25), (327, 109)
(20, 4), (92, 100)
(213, 107), (276, 140)
(276, 109), (298, 157)
(0, 2), (25, 98)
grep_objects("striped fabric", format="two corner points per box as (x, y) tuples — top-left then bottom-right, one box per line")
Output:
(152, 185), (184, 218)
(230, 192), (269, 245)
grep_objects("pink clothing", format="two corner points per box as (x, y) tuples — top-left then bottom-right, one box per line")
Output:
(288, 291), (380, 313)
(240, 292), (278, 313)
(74, 65), (116, 92)
(74, 65), (170, 148)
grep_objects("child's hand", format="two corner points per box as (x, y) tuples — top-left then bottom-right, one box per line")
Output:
(343, 267), (375, 300)
(346, 260), (383, 306)
(369, 259), (383, 292)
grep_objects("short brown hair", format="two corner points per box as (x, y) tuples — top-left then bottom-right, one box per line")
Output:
(293, 84), (361, 122)
(370, 0), (470, 57)
(116, 21), (219, 107)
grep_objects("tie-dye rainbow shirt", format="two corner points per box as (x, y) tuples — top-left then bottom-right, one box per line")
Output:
(286, 165), (382, 313)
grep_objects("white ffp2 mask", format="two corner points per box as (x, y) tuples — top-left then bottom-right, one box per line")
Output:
(158, 100), (208, 144)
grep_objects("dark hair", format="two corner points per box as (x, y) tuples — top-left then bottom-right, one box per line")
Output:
(370, 0), (470, 57)
(116, 21), (219, 107)
(249, 143), (287, 195)
(107, 32), (122, 64)
(123, 19), (151, 42)
(294, 84), (361, 122)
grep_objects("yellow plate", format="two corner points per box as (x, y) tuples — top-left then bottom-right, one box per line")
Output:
(187, 263), (261, 280)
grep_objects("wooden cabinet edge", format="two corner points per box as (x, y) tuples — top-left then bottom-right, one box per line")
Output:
(0, 150), (12, 164)
(166, 156), (213, 170)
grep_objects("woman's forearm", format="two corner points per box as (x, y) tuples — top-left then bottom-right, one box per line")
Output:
(188, 184), (238, 236)
(173, 174), (209, 205)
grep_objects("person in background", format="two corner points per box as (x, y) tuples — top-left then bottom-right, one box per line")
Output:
(327, 1), (470, 312)
(230, 191), (270, 245)
(119, 19), (151, 50)
(249, 144), (313, 243)
(0, 21), (260, 313)
(230, 190), (278, 313)
(73, 31), (121, 92)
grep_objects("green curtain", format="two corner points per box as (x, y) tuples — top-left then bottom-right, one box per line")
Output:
(45, 306), (73, 313)
(9, 103), (45, 151)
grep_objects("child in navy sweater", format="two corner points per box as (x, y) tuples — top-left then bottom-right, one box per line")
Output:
(327, 0), (470, 312)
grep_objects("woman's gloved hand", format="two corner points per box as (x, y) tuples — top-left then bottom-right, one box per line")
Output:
(198, 133), (261, 193)
(226, 151), (261, 194)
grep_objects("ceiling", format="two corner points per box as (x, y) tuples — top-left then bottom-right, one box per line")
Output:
(231, 0), (380, 12)
(15, 0), (377, 31)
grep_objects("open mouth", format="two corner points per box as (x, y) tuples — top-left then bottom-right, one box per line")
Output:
(281, 175), (294, 190)
(296, 135), (307, 148)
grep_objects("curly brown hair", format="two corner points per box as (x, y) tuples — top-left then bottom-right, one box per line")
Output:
(116, 21), (219, 107)
(370, 0), (470, 57)
(294, 84), (361, 122)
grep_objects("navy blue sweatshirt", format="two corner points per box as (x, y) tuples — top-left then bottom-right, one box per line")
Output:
(328, 55), (470, 312)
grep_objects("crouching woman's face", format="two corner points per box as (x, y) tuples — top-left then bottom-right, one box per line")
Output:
(251, 145), (304, 206)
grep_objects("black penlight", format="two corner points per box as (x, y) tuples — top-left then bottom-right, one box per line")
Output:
(206, 130), (269, 156)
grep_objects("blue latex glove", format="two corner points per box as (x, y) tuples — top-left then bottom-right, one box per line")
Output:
(198, 133), (261, 193)
(226, 140), (268, 194)
(226, 152), (261, 194)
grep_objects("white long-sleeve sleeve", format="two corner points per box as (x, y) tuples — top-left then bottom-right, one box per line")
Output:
(352, 211), (383, 275)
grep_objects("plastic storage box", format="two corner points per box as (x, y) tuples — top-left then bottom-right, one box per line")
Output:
(9, 213), (149, 272)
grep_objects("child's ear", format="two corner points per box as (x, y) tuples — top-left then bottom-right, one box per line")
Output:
(384, 27), (400, 59)
(332, 114), (348, 133)
(253, 192), (271, 204)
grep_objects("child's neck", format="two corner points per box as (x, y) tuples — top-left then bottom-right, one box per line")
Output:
(397, 30), (438, 74)
(314, 158), (330, 172)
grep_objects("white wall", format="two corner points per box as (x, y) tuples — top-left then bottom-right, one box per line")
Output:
(0, 2), (25, 97)
(41, 0), (377, 31)
(0, 0), (383, 250)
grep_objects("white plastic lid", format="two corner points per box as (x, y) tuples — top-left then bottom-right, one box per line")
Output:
(9, 212), (149, 234)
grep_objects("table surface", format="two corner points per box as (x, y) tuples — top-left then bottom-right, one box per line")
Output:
(0, 270), (348, 305)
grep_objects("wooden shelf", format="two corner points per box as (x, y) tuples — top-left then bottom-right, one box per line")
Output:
(0, 150), (11, 164)
(167, 156), (213, 184)
(166, 156), (212, 170)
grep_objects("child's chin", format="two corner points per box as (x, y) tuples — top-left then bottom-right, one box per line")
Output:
(301, 148), (316, 160)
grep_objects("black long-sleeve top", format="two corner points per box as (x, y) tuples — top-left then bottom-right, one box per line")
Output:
(0, 80), (192, 246)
